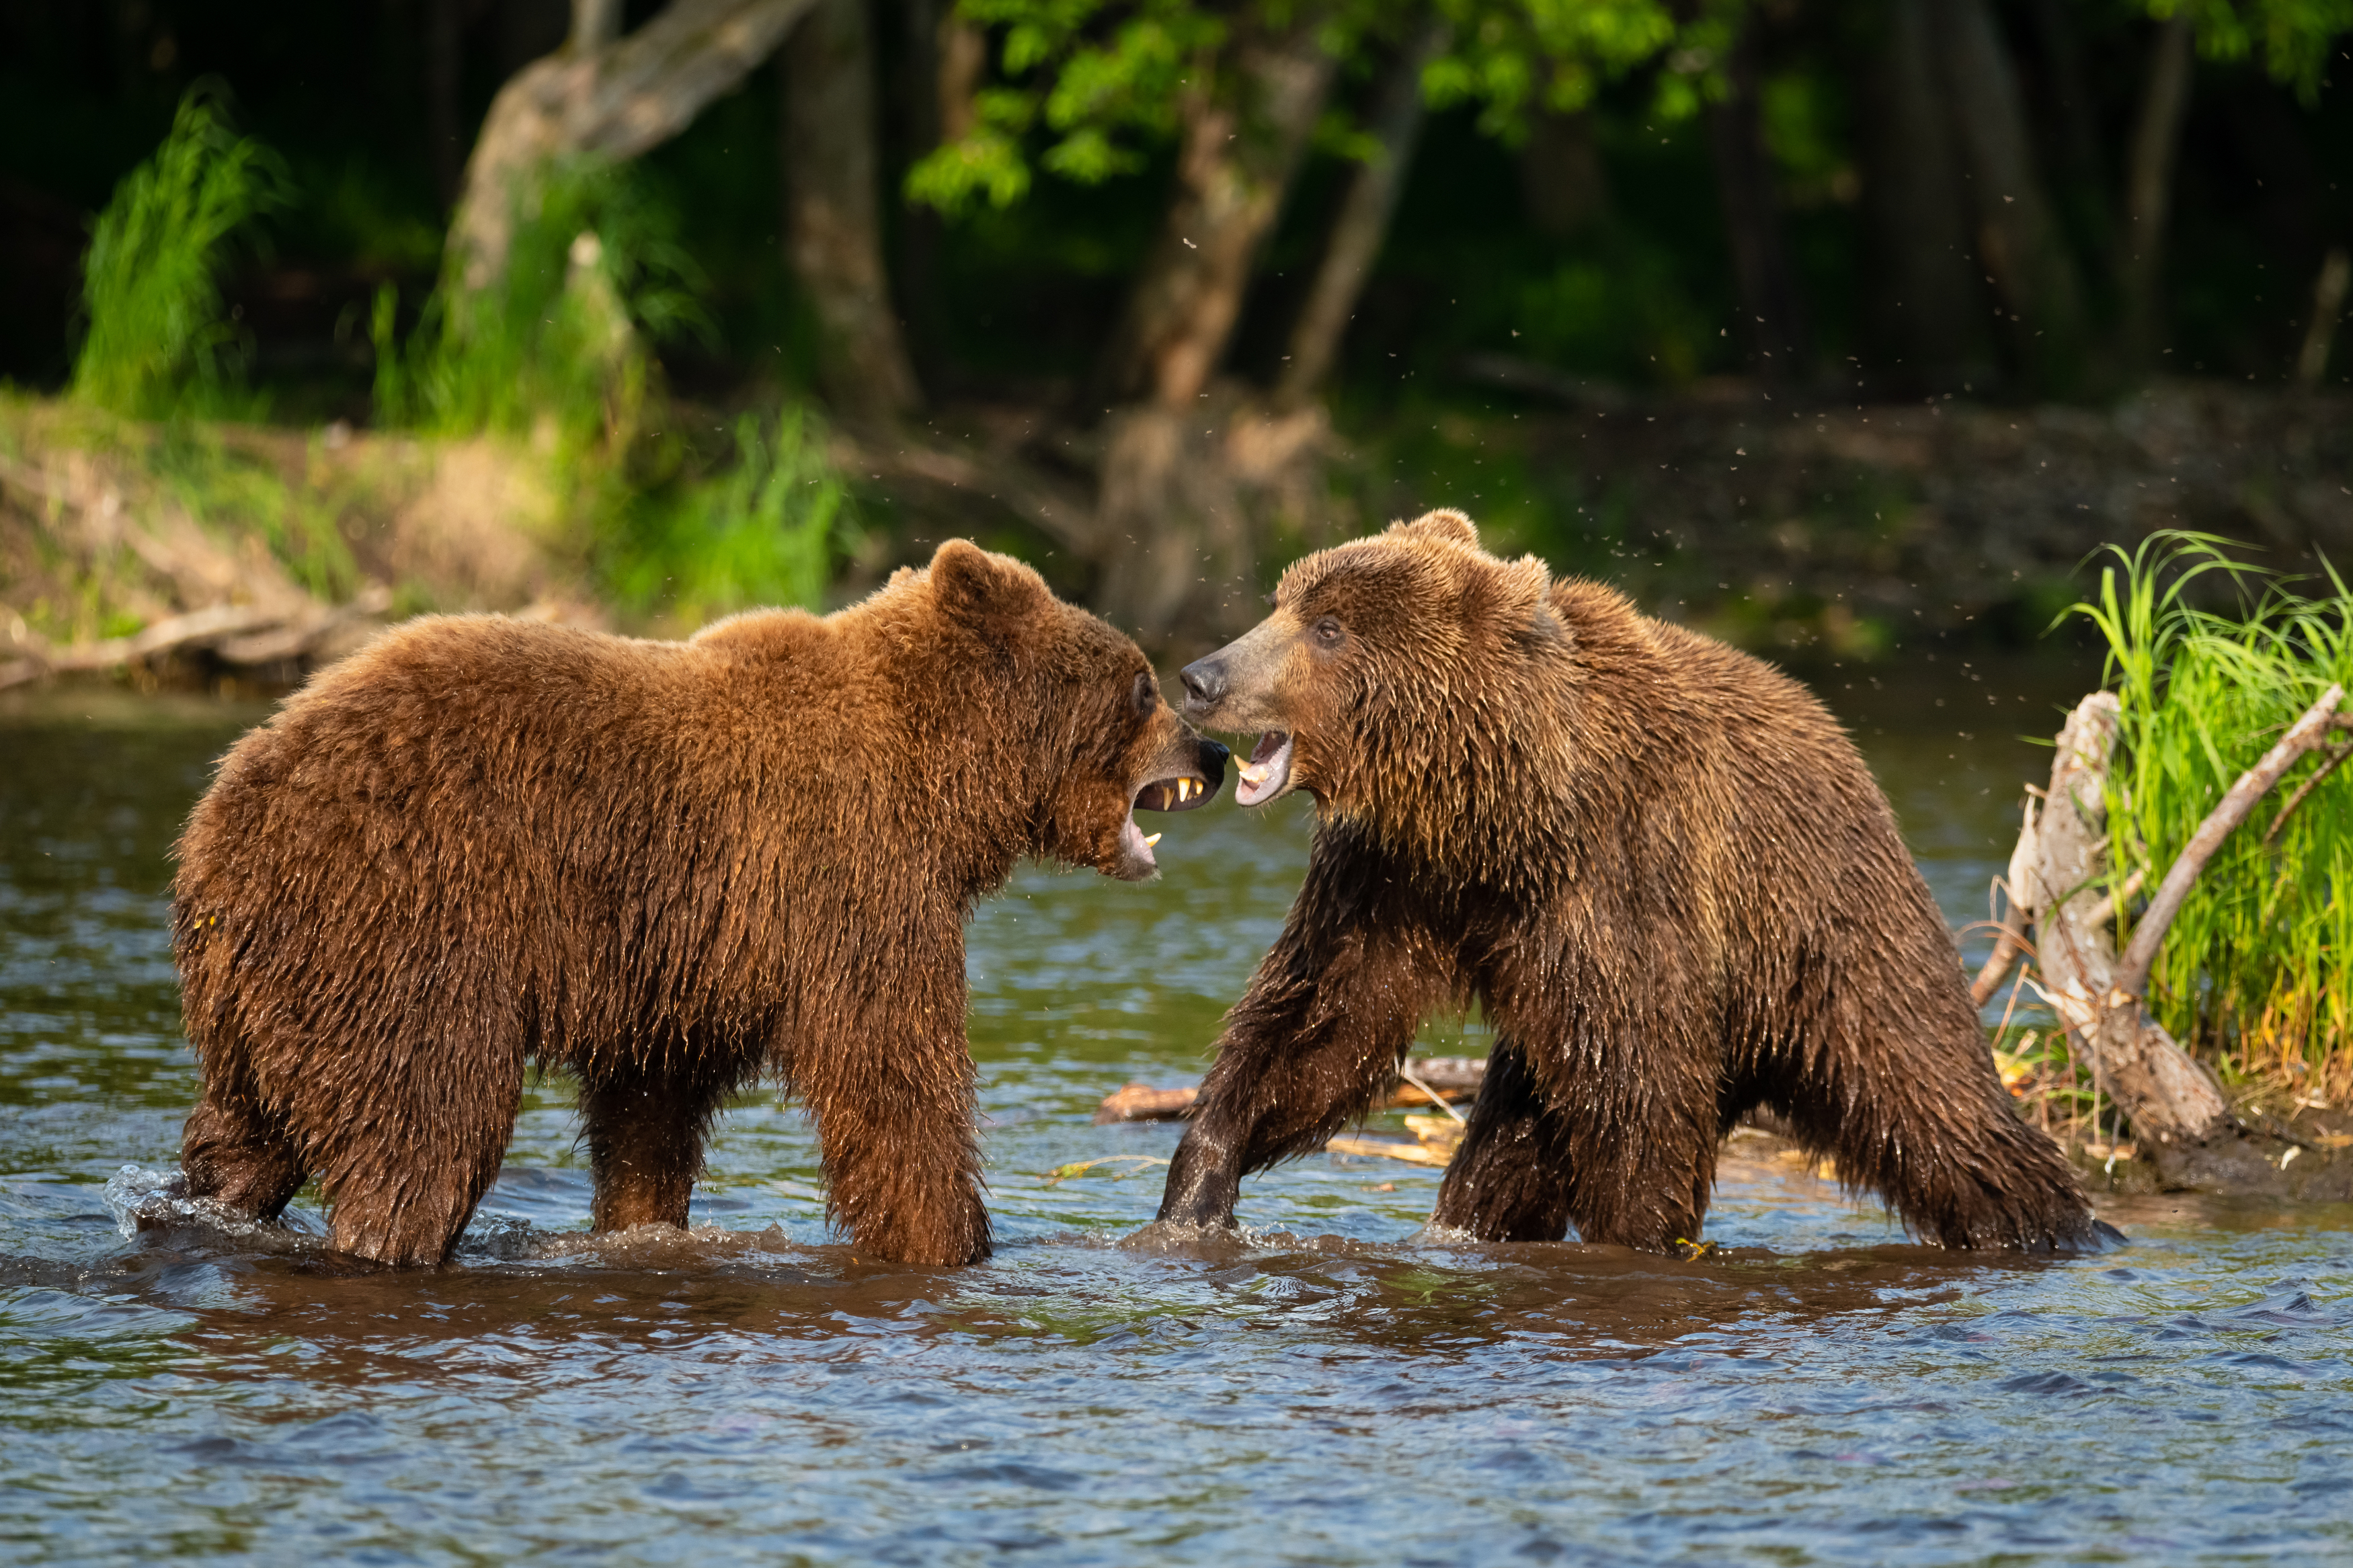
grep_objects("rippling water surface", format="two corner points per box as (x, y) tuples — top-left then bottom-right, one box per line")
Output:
(4, 665), (2349, 1566)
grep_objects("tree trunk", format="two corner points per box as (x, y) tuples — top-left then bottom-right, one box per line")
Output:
(1092, 30), (1337, 409)
(1275, 19), (1445, 407)
(426, 0), (468, 210)
(448, 0), (820, 302)
(2118, 15), (2194, 370)
(1520, 110), (1609, 238)
(883, 0), (968, 385)
(1088, 26), (1336, 645)
(1856, 0), (1991, 392)
(2297, 247), (2352, 386)
(1929, 0), (2088, 391)
(1708, 24), (1811, 382)
(781, 0), (922, 421)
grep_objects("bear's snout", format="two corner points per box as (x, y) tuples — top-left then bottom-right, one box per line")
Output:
(1180, 656), (1226, 712)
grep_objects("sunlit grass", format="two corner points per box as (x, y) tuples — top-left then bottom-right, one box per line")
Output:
(372, 160), (854, 624)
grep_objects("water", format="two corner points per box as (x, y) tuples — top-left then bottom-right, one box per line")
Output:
(5, 664), (2350, 1566)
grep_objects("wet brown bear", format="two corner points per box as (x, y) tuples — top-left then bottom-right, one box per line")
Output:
(174, 540), (1226, 1268)
(1156, 510), (2091, 1252)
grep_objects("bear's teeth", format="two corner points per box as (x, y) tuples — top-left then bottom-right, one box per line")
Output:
(1143, 832), (1162, 847)
(1240, 763), (1269, 785)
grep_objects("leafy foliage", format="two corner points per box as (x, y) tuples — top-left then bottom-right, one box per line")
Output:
(1422, 0), (1715, 137)
(908, 0), (1720, 215)
(2067, 533), (2353, 1104)
(71, 85), (288, 419)
(2162, 0), (2353, 101)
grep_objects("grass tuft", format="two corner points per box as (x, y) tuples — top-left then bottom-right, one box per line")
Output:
(2063, 531), (2353, 1112)
(601, 406), (856, 627)
(72, 85), (289, 419)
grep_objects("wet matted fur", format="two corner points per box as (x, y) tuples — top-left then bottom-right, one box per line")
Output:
(1158, 510), (2093, 1253)
(174, 540), (1226, 1266)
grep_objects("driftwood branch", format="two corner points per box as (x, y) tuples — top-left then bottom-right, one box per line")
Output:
(1969, 918), (2030, 1007)
(2263, 737), (2353, 845)
(1970, 866), (2145, 1008)
(2001, 686), (2353, 1187)
(2020, 693), (2233, 1149)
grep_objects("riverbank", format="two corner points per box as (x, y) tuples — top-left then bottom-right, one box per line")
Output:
(8, 378), (2348, 689)
(0, 391), (594, 692)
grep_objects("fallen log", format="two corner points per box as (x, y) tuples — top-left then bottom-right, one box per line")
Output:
(1094, 1055), (1488, 1123)
(0, 585), (391, 691)
(1324, 1135), (1451, 1167)
(1093, 1083), (1199, 1124)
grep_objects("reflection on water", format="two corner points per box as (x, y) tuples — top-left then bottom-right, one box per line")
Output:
(4, 662), (2350, 1565)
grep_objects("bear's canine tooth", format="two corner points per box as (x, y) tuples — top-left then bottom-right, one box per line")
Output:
(1240, 763), (1269, 785)
(1176, 778), (1195, 802)
(1144, 832), (1162, 847)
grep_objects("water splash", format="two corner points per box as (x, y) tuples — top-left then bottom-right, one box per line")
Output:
(102, 1163), (323, 1249)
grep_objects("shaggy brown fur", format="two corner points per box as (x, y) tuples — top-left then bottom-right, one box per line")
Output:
(174, 540), (1226, 1267)
(1157, 510), (2093, 1253)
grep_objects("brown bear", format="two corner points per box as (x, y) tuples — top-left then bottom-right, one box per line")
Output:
(173, 540), (1226, 1268)
(1155, 510), (2093, 1253)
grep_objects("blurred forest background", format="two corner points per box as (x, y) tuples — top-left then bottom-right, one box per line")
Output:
(1, 0), (2350, 677)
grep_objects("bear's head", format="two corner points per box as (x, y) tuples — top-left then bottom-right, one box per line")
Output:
(1176, 510), (1570, 862)
(922, 540), (1228, 882)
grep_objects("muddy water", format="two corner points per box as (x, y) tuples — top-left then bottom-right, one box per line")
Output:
(5, 663), (2350, 1566)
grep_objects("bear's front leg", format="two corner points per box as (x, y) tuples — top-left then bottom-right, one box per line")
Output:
(1156, 913), (1445, 1233)
(797, 965), (992, 1267)
(1434, 979), (1724, 1252)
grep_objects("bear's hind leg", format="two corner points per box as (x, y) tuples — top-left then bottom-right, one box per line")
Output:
(1480, 1014), (1720, 1253)
(182, 1083), (307, 1221)
(1774, 1018), (2093, 1251)
(1428, 1038), (1577, 1241)
(581, 1059), (744, 1233)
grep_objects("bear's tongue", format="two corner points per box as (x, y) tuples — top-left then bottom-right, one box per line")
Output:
(1235, 731), (1293, 807)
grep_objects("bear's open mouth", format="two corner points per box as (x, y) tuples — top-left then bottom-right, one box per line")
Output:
(1121, 771), (1217, 872)
(1131, 775), (1214, 815)
(1235, 732), (1293, 807)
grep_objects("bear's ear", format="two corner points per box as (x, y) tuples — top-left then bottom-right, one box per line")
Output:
(930, 538), (1046, 625)
(1499, 554), (1569, 653)
(1391, 509), (1480, 550)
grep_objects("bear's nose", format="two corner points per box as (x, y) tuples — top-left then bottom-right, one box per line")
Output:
(1180, 657), (1226, 710)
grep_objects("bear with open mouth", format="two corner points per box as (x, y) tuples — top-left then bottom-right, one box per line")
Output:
(1155, 509), (2093, 1254)
(173, 540), (1226, 1268)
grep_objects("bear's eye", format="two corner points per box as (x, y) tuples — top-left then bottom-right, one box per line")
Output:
(1132, 670), (1157, 714)
(1312, 616), (1345, 648)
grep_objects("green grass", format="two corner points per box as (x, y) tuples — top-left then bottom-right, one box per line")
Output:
(2066, 532), (2353, 1110)
(71, 85), (288, 419)
(373, 159), (707, 454)
(601, 406), (856, 626)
